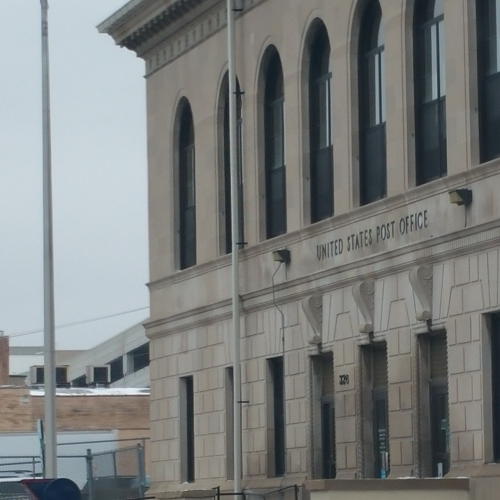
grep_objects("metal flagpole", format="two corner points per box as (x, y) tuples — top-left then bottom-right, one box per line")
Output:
(40, 0), (57, 478)
(227, 0), (242, 497)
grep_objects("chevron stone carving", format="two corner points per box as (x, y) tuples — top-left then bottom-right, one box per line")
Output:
(409, 264), (433, 321)
(352, 280), (375, 334)
(302, 294), (323, 345)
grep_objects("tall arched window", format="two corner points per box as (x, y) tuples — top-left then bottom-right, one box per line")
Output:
(359, 0), (386, 205)
(414, 0), (446, 184)
(221, 75), (244, 255)
(309, 22), (333, 223)
(477, 0), (500, 162)
(264, 48), (286, 239)
(178, 100), (196, 269)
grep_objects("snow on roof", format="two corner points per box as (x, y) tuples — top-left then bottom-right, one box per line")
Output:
(30, 387), (149, 397)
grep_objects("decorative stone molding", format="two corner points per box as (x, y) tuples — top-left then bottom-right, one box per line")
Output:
(301, 294), (322, 345)
(352, 280), (375, 334)
(409, 264), (433, 321)
(99, 0), (268, 76)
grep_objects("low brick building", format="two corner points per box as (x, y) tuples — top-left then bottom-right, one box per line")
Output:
(0, 386), (149, 435)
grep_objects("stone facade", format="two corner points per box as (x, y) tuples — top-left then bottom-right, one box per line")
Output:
(100, 0), (500, 499)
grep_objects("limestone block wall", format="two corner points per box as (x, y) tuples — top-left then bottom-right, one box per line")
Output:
(147, 243), (500, 489)
(149, 322), (230, 483)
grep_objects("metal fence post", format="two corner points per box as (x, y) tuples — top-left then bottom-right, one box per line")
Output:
(86, 448), (94, 500)
(113, 449), (118, 480)
(137, 443), (146, 498)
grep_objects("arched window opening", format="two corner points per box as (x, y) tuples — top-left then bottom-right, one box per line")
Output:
(222, 76), (244, 254)
(477, 0), (500, 161)
(178, 101), (196, 269)
(414, 0), (447, 184)
(359, 0), (386, 205)
(309, 23), (333, 223)
(264, 49), (286, 239)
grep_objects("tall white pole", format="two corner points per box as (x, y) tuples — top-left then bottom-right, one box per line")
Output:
(227, 0), (242, 497)
(40, 0), (57, 478)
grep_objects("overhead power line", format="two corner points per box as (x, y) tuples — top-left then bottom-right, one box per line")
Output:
(8, 306), (149, 338)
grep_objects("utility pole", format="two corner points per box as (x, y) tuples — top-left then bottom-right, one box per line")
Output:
(227, 0), (242, 497)
(40, 0), (57, 478)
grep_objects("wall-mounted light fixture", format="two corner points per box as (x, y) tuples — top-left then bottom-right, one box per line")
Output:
(449, 188), (472, 207)
(272, 249), (291, 264)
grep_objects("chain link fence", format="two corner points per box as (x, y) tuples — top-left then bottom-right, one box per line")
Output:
(83, 444), (147, 500)
(0, 438), (148, 500)
(242, 485), (300, 500)
(189, 484), (300, 500)
(0, 456), (42, 480)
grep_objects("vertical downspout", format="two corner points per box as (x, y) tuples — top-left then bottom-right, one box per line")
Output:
(227, 1), (242, 497)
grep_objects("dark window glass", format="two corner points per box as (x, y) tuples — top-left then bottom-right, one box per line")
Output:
(492, 314), (500, 461)
(130, 343), (150, 373)
(179, 102), (196, 269)
(56, 367), (68, 387)
(225, 367), (234, 479)
(181, 376), (195, 482)
(109, 357), (124, 383)
(265, 50), (286, 238)
(359, 0), (387, 205)
(71, 375), (87, 388)
(269, 357), (285, 476)
(414, 0), (447, 184)
(309, 24), (333, 223)
(477, 0), (500, 161)
(320, 353), (335, 478)
(429, 334), (449, 477)
(36, 367), (44, 385)
(372, 345), (389, 478)
(223, 77), (244, 254)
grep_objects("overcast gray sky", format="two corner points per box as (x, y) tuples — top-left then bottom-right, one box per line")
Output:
(0, 0), (149, 350)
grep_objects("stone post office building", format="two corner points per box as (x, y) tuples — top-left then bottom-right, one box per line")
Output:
(101, 0), (500, 498)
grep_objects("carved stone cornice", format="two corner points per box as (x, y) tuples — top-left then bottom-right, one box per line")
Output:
(100, 0), (268, 75)
(121, 0), (204, 52)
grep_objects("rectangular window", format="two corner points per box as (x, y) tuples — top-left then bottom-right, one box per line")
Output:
(225, 367), (234, 480)
(311, 353), (335, 479)
(418, 331), (449, 477)
(415, 8), (447, 185)
(180, 376), (195, 482)
(429, 334), (449, 477)
(492, 314), (500, 461)
(129, 343), (150, 373)
(310, 73), (333, 223)
(71, 374), (87, 388)
(362, 343), (389, 478)
(487, 0), (500, 75)
(109, 357), (124, 383)
(372, 346), (389, 478)
(36, 367), (44, 385)
(266, 96), (286, 239)
(478, 0), (500, 161)
(223, 93), (244, 255)
(267, 357), (285, 477)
